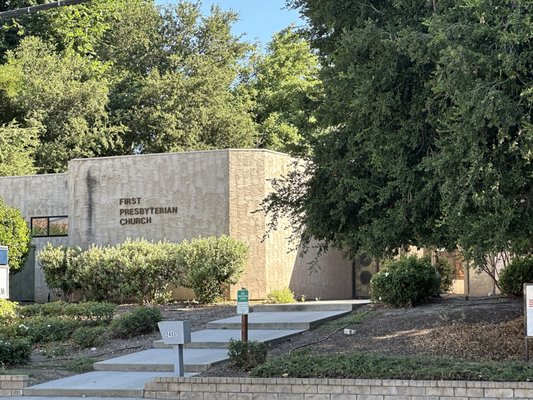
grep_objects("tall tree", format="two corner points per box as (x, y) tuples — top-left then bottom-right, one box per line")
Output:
(265, 0), (533, 274)
(0, 122), (37, 176)
(250, 26), (322, 154)
(0, 36), (123, 172)
(101, 1), (258, 153)
(0, 197), (31, 272)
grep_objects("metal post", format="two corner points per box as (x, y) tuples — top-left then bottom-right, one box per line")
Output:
(174, 344), (185, 376)
(241, 314), (248, 342)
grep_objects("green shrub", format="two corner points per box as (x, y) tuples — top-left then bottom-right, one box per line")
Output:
(64, 357), (97, 372)
(251, 351), (533, 381)
(18, 301), (116, 324)
(180, 236), (248, 303)
(41, 343), (68, 358)
(38, 244), (83, 300)
(228, 339), (267, 371)
(72, 326), (107, 348)
(0, 299), (18, 322)
(38, 236), (247, 305)
(435, 257), (454, 293)
(370, 256), (440, 308)
(0, 197), (31, 272)
(0, 338), (32, 366)
(109, 307), (162, 338)
(17, 317), (81, 344)
(267, 288), (296, 304)
(499, 257), (533, 296)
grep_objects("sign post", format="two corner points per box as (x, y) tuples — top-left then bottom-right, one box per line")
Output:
(0, 246), (8, 300)
(237, 288), (249, 342)
(524, 284), (533, 361)
(157, 321), (191, 376)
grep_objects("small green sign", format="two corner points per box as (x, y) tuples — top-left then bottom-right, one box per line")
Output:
(237, 289), (248, 302)
(237, 289), (249, 315)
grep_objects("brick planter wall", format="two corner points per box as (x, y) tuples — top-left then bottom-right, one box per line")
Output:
(144, 377), (533, 400)
(0, 375), (28, 397)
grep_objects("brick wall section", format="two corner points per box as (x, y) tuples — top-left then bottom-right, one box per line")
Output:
(144, 377), (533, 400)
(0, 375), (28, 397)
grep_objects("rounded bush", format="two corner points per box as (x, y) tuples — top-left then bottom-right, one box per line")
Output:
(228, 339), (267, 371)
(72, 326), (107, 348)
(109, 307), (162, 339)
(0, 338), (32, 366)
(17, 317), (81, 344)
(370, 256), (440, 308)
(0, 198), (31, 272)
(0, 299), (18, 322)
(267, 288), (296, 304)
(499, 257), (533, 297)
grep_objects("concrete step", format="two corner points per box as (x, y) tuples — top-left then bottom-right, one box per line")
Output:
(253, 300), (370, 312)
(23, 371), (186, 398)
(153, 328), (305, 349)
(93, 348), (228, 372)
(206, 310), (351, 330)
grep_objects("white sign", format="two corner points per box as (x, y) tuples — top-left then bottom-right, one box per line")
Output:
(158, 321), (191, 345)
(0, 265), (9, 299)
(525, 284), (533, 337)
(237, 289), (249, 315)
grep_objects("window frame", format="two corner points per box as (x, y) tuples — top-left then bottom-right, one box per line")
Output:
(30, 215), (69, 238)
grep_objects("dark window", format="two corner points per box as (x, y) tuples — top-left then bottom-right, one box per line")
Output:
(31, 216), (68, 237)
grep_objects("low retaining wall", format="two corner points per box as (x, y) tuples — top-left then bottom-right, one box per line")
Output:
(144, 377), (533, 399)
(0, 375), (28, 397)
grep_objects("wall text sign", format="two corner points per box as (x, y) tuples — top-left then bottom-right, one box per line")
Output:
(118, 197), (178, 226)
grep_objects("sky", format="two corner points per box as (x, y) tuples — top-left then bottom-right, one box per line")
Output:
(156, 0), (305, 47)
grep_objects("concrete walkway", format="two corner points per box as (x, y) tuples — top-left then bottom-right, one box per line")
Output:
(22, 300), (369, 398)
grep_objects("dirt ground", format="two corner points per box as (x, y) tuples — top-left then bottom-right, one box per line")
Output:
(6, 296), (525, 384)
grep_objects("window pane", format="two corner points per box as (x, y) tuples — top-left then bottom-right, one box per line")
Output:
(31, 218), (48, 237)
(49, 217), (68, 236)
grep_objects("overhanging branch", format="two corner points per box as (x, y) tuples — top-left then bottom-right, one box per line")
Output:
(0, 0), (92, 20)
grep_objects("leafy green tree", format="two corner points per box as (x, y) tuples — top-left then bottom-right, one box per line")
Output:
(101, 1), (258, 153)
(0, 36), (123, 172)
(0, 0), (131, 59)
(266, 0), (533, 280)
(0, 122), (37, 176)
(250, 26), (322, 154)
(0, 198), (31, 272)
(2, 1), (259, 157)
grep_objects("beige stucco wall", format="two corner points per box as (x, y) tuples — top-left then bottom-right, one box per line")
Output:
(68, 151), (230, 248)
(0, 174), (69, 302)
(290, 243), (353, 300)
(228, 150), (268, 299)
(227, 150), (354, 300)
(263, 152), (298, 296)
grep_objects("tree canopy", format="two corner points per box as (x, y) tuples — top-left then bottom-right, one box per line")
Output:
(248, 26), (322, 154)
(0, 122), (37, 176)
(0, 198), (31, 272)
(266, 0), (533, 271)
(0, 1), (320, 172)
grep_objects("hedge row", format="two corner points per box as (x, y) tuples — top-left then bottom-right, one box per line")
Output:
(0, 301), (161, 366)
(38, 236), (248, 304)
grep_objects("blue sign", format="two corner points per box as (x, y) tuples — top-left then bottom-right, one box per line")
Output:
(0, 247), (8, 265)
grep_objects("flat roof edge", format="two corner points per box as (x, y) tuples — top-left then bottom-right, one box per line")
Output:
(68, 148), (292, 164)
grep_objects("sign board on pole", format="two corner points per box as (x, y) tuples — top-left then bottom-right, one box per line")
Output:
(157, 320), (191, 377)
(0, 265), (9, 299)
(237, 288), (249, 315)
(158, 321), (191, 345)
(525, 284), (533, 337)
(0, 246), (8, 299)
(0, 246), (7, 265)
